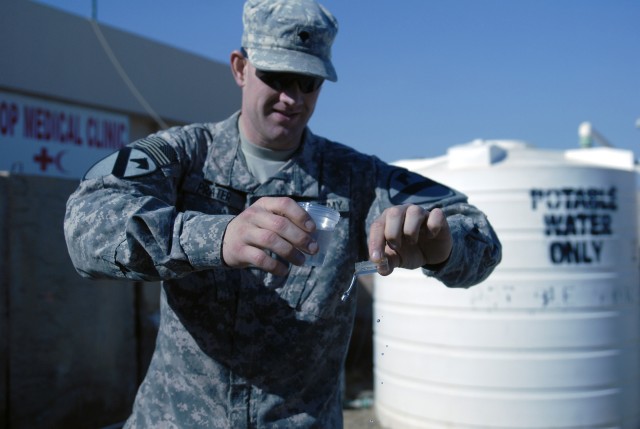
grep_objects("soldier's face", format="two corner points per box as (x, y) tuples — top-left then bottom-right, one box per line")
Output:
(240, 62), (321, 150)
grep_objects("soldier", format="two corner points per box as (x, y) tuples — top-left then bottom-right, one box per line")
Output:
(64, 0), (501, 427)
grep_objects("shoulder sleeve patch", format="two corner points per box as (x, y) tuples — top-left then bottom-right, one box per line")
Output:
(388, 168), (455, 205)
(82, 136), (178, 181)
(83, 147), (159, 180)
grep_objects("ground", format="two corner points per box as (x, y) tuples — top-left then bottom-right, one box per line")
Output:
(344, 407), (384, 429)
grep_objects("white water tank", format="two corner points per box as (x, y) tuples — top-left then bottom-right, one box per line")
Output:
(374, 141), (640, 428)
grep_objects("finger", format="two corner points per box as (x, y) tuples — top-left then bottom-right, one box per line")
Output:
(222, 221), (292, 274)
(256, 211), (316, 253)
(419, 208), (452, 266)
(376, 249), (394, 276)
(402, 205), (428, 244)
(247, 226), (308, 265)
(246, 202), (317, 255)
(256, 197), (316, 232)
(368, 215), (387, 262)
(425, 207), (447, 238)
(383, 205), (407, 251)
(240, 244), (290, 276)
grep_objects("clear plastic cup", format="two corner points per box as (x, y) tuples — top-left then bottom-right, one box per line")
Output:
(298, 202), (341, 267)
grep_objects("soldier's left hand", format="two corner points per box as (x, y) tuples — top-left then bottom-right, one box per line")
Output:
(368, 205), (452, 275)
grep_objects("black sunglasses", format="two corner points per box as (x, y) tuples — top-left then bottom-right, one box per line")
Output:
(241, 47), (324, 94)
(255, 69), (324, 94)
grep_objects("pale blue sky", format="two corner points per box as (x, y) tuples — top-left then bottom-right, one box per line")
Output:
(35, 0), (639, 164)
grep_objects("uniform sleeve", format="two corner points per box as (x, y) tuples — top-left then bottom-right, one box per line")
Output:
(63, 129), (232, 281)
(421, 201), (501, 288)
(369, 161), (502, 289)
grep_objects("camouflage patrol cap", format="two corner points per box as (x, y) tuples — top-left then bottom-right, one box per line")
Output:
(241, 0), (338, 82)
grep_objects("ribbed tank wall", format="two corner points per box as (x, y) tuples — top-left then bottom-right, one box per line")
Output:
(374, 142), (640, 428)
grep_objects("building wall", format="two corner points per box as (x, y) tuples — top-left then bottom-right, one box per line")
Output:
(2, 174), (140, 428)
(1, 2), (240, 427)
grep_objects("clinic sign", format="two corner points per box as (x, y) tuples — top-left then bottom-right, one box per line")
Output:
(0, 91), (129, 179)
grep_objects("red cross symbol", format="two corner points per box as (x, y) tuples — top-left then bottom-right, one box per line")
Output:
(34, 147), (54, 171)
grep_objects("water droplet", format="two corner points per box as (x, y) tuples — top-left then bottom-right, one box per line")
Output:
(381, 352), (385, 356)
(370, 419), (375, 423)
(341, 274), (358, 301)
(376, 318), (380, 323)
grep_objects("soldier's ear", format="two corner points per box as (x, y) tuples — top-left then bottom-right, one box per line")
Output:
(230, 50), (248, 87)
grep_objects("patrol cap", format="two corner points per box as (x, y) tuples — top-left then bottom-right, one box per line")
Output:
(241, 0), (338, 82)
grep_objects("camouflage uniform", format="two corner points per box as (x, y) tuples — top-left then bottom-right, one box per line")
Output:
(64, 112), (501, 428)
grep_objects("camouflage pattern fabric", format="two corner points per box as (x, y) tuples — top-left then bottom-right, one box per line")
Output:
(242, 0), (339, 81)
(64, 112), (501, 428)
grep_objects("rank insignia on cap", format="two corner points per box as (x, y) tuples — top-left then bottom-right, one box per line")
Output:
(388, 169), (455, 205)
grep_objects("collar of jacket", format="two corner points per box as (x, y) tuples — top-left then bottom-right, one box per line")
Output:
(205, 112), (323, 202)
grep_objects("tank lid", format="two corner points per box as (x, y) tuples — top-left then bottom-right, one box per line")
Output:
(393, 139), (638, 173)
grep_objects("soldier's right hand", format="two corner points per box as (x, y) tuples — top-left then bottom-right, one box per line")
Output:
(221, 197), (319, 275)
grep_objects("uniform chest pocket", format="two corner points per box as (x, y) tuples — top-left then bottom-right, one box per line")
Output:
(279, 265), (343, 322)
